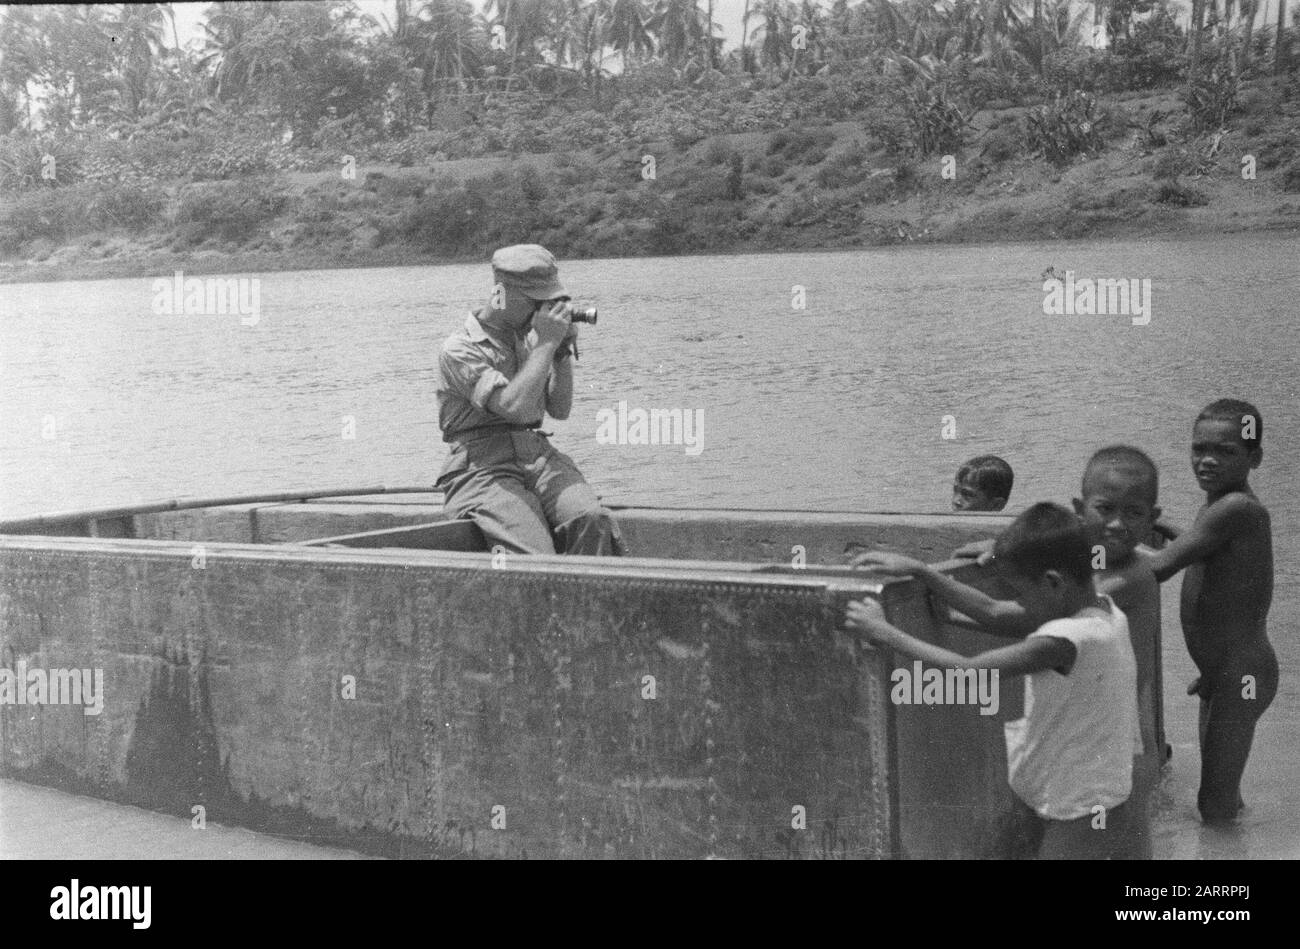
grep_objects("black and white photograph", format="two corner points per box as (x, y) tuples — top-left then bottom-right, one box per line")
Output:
(0, 0), (1295, 900)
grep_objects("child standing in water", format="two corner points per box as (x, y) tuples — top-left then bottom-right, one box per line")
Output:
(855, 445), (1162, 857)
(1147, 399), (1278, 822)
(1071, 446), (1163, 856)
(846, 503), (1139, 858)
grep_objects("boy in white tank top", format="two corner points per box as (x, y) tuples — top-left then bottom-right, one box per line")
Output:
(846, 502), (1140, 859)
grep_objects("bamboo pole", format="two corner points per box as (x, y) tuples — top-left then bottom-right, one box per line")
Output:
(0, 485), (444, 532)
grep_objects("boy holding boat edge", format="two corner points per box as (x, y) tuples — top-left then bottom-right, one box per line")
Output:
(846, 502), (1140, 858)
(854, 446), (1165, 855)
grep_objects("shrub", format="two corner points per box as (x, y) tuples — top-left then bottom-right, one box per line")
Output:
(0, 180), (165, 252)
(0, 135), (82, 190)
(963, 65), (1033, 111)
(815, 150), (871, 188)
(362, 172), (426, 200)
(1253, 131), (1299, 169)
(725, 153), (744, 199)
(1236, 83), (1281, 117)
(702, 139), (734, 165)
(555, 156), (601, 187)
(894, 161), (918, 192)
(0, 187), (81, 251)
(1042, 48), (1110, 96)
(394, 182), (487, 251)
(194, 117), (296, 179)
(981, 125), (1022, 163)
(176, 179), (288, 243)
(368, 129), (454, 165)
(1109, 6), (1188, 89)
(645, 194), (702, 254)
(767, 126), (835, 164)
(906, 84), (969, 156)
(291, 218), (352, 246)
(1185, 66), (1239, 132)
(77, 131), (200, 185)
(392, 165), (560, 253)
(670, 124), (706, 151)
(86, 182), (166, 232)
(862, 102), (913, 154)
(1027, 91), (1106, 165)
(1154, 181), (1208, 205)
(1281, 160), (1300, 193)
(1152, 148), (1196, 181)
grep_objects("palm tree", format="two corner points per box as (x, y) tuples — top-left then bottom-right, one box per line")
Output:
(421, 0), (486, 84)
(199, 1), (278, 102)
(606, 0), (654, 72)
(749, 0), (792, 74)
(47, 5), (118, 127)
(1040, 0), (1090, 51)
(790, 0), (827, 76)
(551, 0), (599, 71)
(485, 0), (555, 82)
(649, 0), (709, 66)
(862, 0), (910, 55)
(108, 3), (170, 118)
(974, 0), (1025, 70)
(0, 5), (43, 130)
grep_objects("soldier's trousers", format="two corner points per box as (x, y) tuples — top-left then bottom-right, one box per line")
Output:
(437, 429), (624, 556)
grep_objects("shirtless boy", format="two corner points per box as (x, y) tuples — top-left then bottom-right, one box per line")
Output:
(1146, 399), (1277, 823)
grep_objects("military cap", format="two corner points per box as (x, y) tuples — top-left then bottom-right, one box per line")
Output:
(490, 244), (566, 301)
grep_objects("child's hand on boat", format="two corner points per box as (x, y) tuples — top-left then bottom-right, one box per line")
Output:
(849, 551), (926, 576)
(844, 599), (894, 646)
(950, 538), (996, 565)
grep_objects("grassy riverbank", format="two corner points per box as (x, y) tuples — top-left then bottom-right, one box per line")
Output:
(3, 78), (1298, 285)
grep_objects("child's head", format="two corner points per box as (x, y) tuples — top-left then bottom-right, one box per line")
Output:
(952, 455), (1013, 512)
(1073, 445), (1161, 566)
(993, 502), (1094, 622)
(1192, 398), (1262, 494)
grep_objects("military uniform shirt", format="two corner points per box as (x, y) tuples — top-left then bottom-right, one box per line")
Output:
(436, 308), (546, 440)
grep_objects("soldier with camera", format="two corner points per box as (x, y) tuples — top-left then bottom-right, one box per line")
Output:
(434, 244), (624, 556)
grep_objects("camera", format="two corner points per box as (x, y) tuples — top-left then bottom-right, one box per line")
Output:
(567, 305), (598, 325)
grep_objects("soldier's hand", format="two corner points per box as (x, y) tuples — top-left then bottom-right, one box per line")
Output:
(533, 299), (572, 346)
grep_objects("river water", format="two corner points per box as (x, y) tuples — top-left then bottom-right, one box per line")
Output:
(2, 234), (1298, 854)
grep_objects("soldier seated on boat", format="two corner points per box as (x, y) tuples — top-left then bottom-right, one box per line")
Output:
(434, 244), (624, 556)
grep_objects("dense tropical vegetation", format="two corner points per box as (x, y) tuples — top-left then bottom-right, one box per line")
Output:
(0, 1), (1296, 271)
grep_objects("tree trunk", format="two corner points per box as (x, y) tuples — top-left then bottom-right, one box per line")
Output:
(1034, 0), (1043, 73)
(1190, 0), (1205, 78)
(1278, 0), (1290, 74)
(1241, 0), (1257, 72)
(741, 0), (751, 72)
(707, 0), (715, 68)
